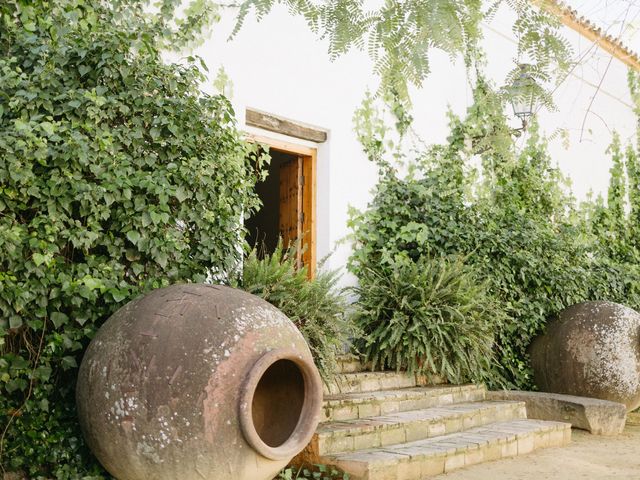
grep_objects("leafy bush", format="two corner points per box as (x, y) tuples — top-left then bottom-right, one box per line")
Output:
(236, 243), (353, 379)
(0, 1), (260, 477)
(349, 84), (640, 389)
(352, 255), (506, 385)
(276, 463), (349, 480)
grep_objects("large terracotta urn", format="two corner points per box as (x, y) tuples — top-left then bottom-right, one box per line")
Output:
(76, 284), (323, 480)
(529, 301), (640, 411)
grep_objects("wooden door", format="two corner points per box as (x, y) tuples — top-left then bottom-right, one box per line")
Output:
(279, 157), (303, 267)
(301, 156), (314, 273)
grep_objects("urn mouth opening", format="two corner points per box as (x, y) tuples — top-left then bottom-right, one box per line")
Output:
(240, 349), (323, 460)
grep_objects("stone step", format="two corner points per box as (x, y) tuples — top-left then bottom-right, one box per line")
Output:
(304, 401), (526, 458)
(322, 384), (487, 422)
(336, 354), (366, 374)
(324, 371), (424, 395)
(322, 419), (571, 480)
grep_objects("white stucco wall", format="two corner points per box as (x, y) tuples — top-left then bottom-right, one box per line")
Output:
(189, 4), (638, 281)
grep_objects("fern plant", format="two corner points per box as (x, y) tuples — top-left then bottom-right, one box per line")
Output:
(351, 255), (506, 386)
(235, 243), (354, 379)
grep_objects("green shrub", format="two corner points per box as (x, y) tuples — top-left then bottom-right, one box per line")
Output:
(352, 255), (506, 385)
(0, 1), (260, 477)
(348, 133), (602, 388)
(236, 243), (353, 379)
(349, 84), (640, 389)
(276, 463), (349, 480)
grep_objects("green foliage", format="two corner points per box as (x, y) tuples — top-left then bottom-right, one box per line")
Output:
(352, 91), (391, 166)
(627, 69), (640, 118)
(276, 463), (350, 480)
(0, 0), (261, 477)
(348, 82), (640, 388)
(351, 255), (506, 385)
(236, 243), (353, 379)
(584, 128), (640, 306)
(234, 0), (571, 119)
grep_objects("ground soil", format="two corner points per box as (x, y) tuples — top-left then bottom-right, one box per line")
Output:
(440, 425), (640, 480)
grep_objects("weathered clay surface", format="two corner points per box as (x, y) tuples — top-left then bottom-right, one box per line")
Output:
(529, 301), (640, 412)
(488, 390), (627, 435)
(627, 412), (640, 426)
(76, 284), (322, 480)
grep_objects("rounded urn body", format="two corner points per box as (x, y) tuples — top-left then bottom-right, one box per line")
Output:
(76, 284), (322, 480)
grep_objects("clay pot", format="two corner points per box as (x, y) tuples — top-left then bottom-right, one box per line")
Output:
(76, 284), (323, 480)
(529, 301), (640, 411)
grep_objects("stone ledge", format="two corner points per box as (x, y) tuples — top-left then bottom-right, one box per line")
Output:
(488, 390), (627, 435)
(322, 419), (570, 480)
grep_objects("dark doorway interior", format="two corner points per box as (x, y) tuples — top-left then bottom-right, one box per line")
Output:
(245, 150), (298, 255)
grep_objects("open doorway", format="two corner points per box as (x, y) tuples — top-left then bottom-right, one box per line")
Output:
(245, 138), (316, 277)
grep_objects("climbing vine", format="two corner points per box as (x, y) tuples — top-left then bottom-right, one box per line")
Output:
(348, 75), (640, 388)
(0, 1), (263, 477)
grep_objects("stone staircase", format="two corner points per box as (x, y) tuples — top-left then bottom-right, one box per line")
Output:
(297, 356), (571, 479)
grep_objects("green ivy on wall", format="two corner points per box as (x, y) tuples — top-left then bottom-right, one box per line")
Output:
(0, 1), (263, 477)
(349, 79), (640, 389)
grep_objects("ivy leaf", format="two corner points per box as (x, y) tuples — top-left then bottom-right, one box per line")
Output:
(11, 356), (29, 370)
(34, 365), (52, 381)
(40, 121), (55, 136)
(9, 316), (22, 329)
(155, 251), (168, 268)
(50, 312), (69, 328)
(127, 230), (141, 245)
(33, 252), (46, 266)
(82, 276), (103, 291)
(109, 288), (128, 303)
(61, 356), (78, 370)
(6, 378), (28, 393)
(175, 187), (189, 202)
